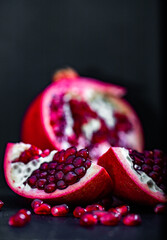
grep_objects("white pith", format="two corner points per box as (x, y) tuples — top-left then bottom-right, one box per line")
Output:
(122, 148), (163, 193)
(10, 143), (57, 190)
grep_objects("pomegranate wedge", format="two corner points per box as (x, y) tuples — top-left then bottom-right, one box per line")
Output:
(21, 68), (144, 162)
(4, 142), (113, 204)
(98, 147), (167, 205)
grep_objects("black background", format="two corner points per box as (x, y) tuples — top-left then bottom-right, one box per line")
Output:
(0, 1), (166, 239)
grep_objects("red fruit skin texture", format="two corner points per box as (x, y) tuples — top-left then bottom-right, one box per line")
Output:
(4, 143), (113, 204)
(98, 147), (167, 205)
(34, 203), (51, 215)
(21, 74), (144, 154)
(123, 214), (141, 226)
(51, 204), (69, 216)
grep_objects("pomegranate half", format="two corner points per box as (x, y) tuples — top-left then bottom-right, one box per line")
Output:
(98, 147), (167, 205)
(4, 142), (113, 204)
(21, 68), (144, 161)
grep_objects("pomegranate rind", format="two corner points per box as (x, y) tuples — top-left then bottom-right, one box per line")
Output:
(98, 147), (167, 205)
(21, 77), (144, 153)
(4, 143), (113, 204)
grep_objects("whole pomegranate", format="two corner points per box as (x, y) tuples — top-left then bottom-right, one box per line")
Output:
(21, 68), (144, 162)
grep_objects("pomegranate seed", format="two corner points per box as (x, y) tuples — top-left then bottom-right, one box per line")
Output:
(57, 180), (66, 189)
(40, 171), (48, 178)
(64, 172), (78, 185)
(73, 157), (85, 167)
(74, 166), (86, 178)
(40, 162), (49, 170)
(37, 179), (47, 189)
(154, 203), (167, 214)
(44, 183), (56, 193)
(92, 210), (108, 220)
(64, 147), (77, 159)
(108, 208), (122, 220)
(115, 205), (130, 216)
(76, 149), (89, 158)
(9, 209), (31, 227)
(34, 203), (51, 215)
(80, 213), (98, 227)
(100, 212), (120, 226)
(18, 209), (31, 222)
(86, 204), (105, 212)
(123, 214), (141, 226)
(48, 162), (58, 169)
(55, 171), (64, 181)
(65, 155), (76, 164)
(51, 204), (69, 216)
(73, 206), (87, 218)
(84, 159), (91, 169)
(53, 150), (65, 163)
(31, 199), (43, 209)
(27, 175), (37, 187)
(47, 175), (55, 183)
(63, 164), (75, 174)
(0, 200), (4, 210)
(41, 149), (50, 157)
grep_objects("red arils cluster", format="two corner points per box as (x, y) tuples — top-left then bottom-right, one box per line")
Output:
(31, 199), (69, 217)
(0, 200), (4, 210)
(73, 203), (141, 227)
(27, 147), (91, 193)
(8, 209), (31, 227)
(14, 145), (50, 164)
(129, 149), (167, 193)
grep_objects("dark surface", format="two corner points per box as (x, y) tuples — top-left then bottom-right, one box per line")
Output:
(0, 1), (166, 240)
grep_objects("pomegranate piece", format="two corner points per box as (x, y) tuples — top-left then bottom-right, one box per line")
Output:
(100, 212), (120, 226)
(80, 213), (98, 227)
(21, 68), (144, 162)
(4, 142), (113, 204)
(154, 203), (167, 214)
(51, 204), (69, 216)
(31, 199), (43, 209)
(0, 200), (4, 210)
(98, 147), (167, 205)
(73, 206), (87, 218)
(123, 214), (141, 226)
(34, 203), (51, 215)
(8, 209), (31, 227)
(85, 204), (105, 212)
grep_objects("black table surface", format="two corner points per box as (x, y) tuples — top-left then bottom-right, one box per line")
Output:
(0, 187), (166, 240)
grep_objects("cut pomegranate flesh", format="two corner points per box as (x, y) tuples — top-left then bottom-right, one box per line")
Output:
(4, 142), (113, 203)
(98, 147), (167, 205)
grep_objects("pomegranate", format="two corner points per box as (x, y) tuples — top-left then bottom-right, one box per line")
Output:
(123, 214), (141, 226)
(4, 142), (113, 204)
(98, 147), (167, 205)
(34, 203), (51, 215)
(21, 68), (144, 162)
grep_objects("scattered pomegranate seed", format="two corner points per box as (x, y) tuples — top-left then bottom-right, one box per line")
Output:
(31, 199), (43, 209)
(92, 210), (108, 220)
(123, 214), (141, 226)
(51, 204), (69, 216)
(80, 213), (98, 227)
(109, 205), (130, 216)
(34, 203), (51, 215)
(100, 212), (120, 226)
(154, 203), (167, 214)
(8, 209), (31, 227)
(73, 206), (87, 218)
(0, 200), (4, 210)
(86, 204), (104, 212)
